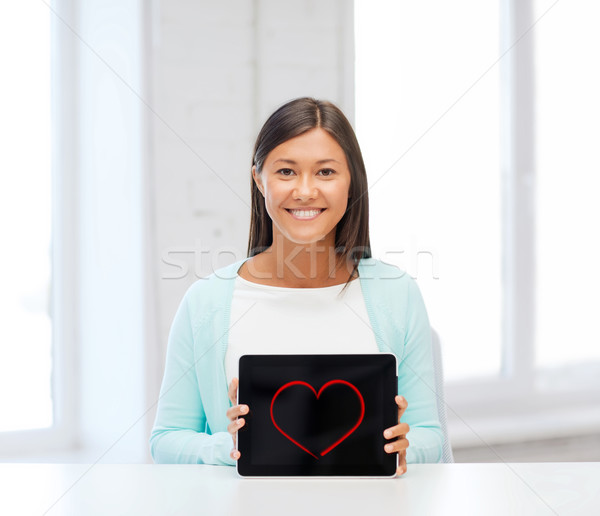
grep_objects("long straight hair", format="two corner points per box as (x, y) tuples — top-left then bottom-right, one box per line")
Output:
(248, 97), (371, 282)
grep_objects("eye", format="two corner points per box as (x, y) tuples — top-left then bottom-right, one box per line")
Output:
(276, 168), (295, 176)
(317, 168), (336, 177)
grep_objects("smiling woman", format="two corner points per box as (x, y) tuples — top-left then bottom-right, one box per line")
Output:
(247, 128), (353, 285)
(150, 98), (444, 475)
(247, 98), (371, 288)
(255, 129), (351, 243)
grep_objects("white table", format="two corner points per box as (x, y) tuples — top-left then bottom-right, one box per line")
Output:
(1, 462), (598, 516)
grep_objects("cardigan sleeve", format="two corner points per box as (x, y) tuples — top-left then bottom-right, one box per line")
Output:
(149, 292), (234, 465)
(400, 277), (444, 464)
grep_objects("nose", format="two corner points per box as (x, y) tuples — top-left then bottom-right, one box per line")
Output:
(292, 174), (318, 201)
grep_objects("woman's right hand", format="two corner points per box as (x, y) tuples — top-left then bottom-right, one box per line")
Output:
(226, 377), (249, 461)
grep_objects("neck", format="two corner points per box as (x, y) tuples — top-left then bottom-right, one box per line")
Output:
(246, 234), (355, 288)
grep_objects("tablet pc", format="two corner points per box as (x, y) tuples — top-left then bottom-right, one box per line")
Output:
(236, 354), (398, 477)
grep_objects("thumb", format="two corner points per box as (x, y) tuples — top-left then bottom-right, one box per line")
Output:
(228, 378), (239, 405)
(396, 395), (408, 420)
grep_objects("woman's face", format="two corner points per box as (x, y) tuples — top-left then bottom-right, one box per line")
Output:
(253, 128), (351, 247)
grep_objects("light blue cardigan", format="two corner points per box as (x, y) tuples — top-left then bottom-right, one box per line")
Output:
(150, 258), (443, 465)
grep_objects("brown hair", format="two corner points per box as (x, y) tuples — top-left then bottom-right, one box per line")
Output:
(248, 97), (371, 282)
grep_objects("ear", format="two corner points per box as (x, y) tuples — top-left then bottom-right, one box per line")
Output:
(252, 165), (264, 196)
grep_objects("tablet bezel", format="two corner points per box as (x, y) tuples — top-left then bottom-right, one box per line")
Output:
(236, 353), (398, 478)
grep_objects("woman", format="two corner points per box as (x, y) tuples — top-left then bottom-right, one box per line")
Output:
(150, 98), (443, 474)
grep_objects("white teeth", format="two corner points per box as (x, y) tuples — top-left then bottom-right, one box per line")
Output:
(289, 209), (322, 218)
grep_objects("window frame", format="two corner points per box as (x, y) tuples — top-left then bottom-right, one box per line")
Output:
(445, 0), (600, 447)
(0, 0), (78, 456)
(353, 0), (600, 449)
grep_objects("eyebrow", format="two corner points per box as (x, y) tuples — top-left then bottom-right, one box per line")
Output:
(272, 158), (341, 165)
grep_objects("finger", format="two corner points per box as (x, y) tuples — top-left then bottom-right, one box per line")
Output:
(225, 404), (247, 421)
(228, 378), (239, 406)
(396, 395), (408, 420)
(396, 451), (407, 476)
(225, 403), (248, 422)
(230, 448), (241, 461)
(383, 422), (410, 440)
(384, 436), (409, 454)
(227, 417), (245, 435)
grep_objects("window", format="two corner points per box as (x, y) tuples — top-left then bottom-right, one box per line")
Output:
(0, 3), (53, 432)
(355, 0), (502, 382)
(355, 0), (600, 444)
(534, 0), (600, 374)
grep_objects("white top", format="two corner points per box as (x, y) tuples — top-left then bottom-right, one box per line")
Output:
(225, 275), (379, 385)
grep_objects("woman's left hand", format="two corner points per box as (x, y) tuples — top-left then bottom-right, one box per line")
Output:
(383, 395), (410, 476)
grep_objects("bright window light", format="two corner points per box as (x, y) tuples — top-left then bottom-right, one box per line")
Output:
(0, 3), (53, 431)
(534, 0), (600, 369)
(355, 0), (502, 381)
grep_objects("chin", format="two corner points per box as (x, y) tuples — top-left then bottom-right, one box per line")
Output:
(272, 221), (336, 247)
(288, 236), (328, 246)
(279, 231), (331, 246)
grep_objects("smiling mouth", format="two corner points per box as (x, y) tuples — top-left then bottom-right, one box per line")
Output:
(286, 208), (325, 220)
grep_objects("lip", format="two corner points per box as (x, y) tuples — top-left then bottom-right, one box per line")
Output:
(285, 208), (326, 221)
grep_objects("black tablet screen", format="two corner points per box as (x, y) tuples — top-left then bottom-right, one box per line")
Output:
(237, 354), (398, 477)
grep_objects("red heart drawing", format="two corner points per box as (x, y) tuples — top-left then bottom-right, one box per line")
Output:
(269, 380), (365, 459)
